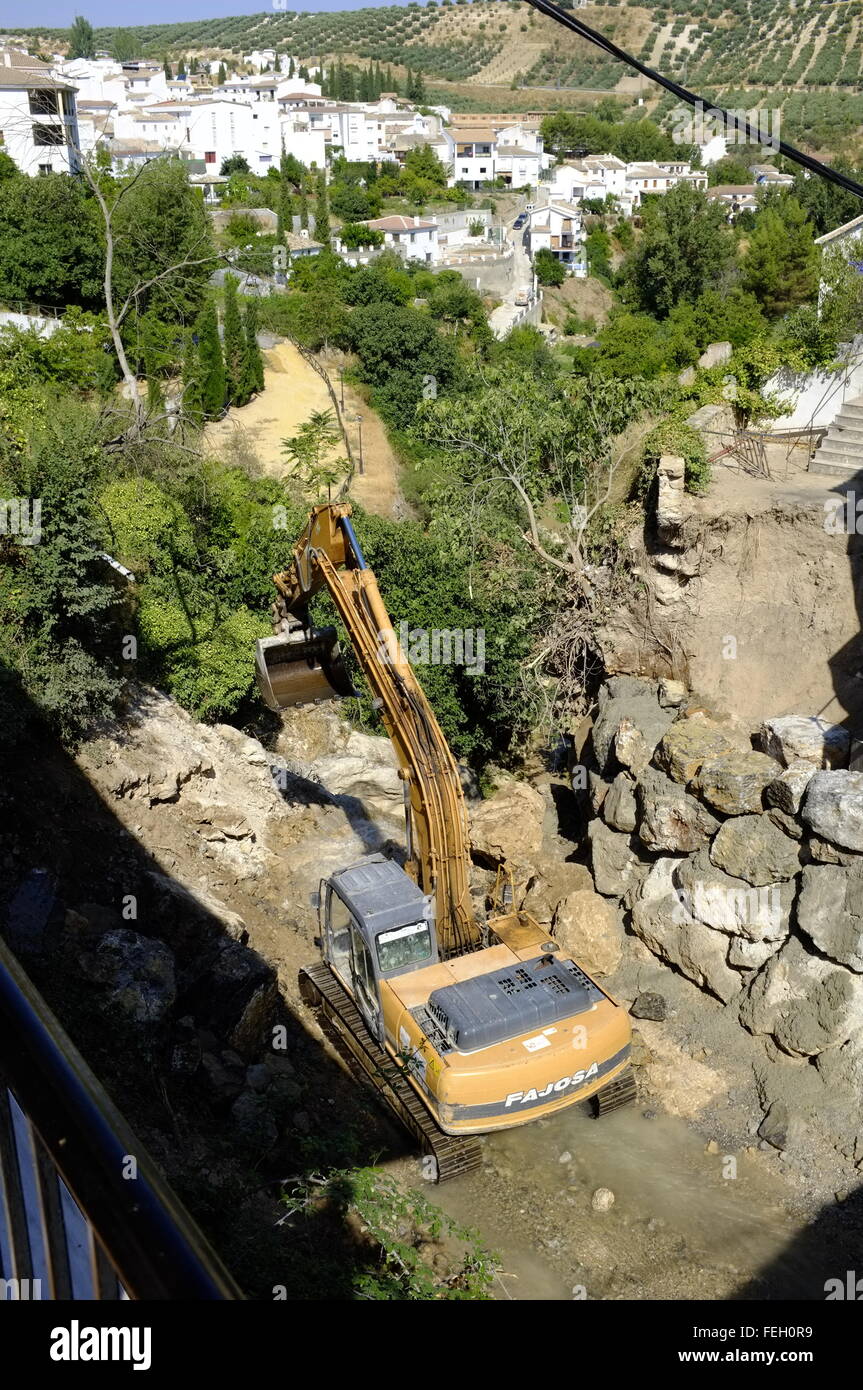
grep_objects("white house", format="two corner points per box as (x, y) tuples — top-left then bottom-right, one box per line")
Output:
(0, 49), (81, 175)
(625, 160), (707, 207)
(527, 200), (586, 275)
(548, 161), (605, 205)
(349, 214), (440, 264)
(705, 184), (759, 219)
(444, 125), (497, 189)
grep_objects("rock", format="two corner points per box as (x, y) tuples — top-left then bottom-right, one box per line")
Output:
(658, 679), (687, 708)
(705, 1138), (719, 1154)
(202, 1051), (245, 1104)
(588, 819), (650, 899)
(229, 981), (279, 1061)
(709, 815), (800, 886)
(591, 1187), (615, 1212)
(766, 808), (802, 840)
(654, 717), (737, 786)
(553, 890), (624, 977)
(806, 834), (863, 865)
(673, 847), (792, 942)
(602, 773), (638, 833)
(630, 991), (667, 1021)
(230, 1091), (278, 1152)
(191, 938), (278, 1057)
(520, 857), (594, 927)
(801, 771), (863, 853)
(693, 750), (779, 816)
(740, 936), (863, 1056)
(797, 865), (863, 972)
(590, 676), (674, 775)
(89, 930), (176, 1026)
(655, 454), (686, 544)
(636, 767), (720, 853)
(630, 858), (742, 1002)
(756, 716), (850, 770)
(588, 771), (610, 813)
(697, 341), (732, 369)
(757, 1100), (789, 1151)
(765, 760), (816, 816)
(470, 781), (545, 866)
(311, 728), (402, 823)
(559, 1150), (572, 1165)
(728, 937), (783, 970)
(245, 1063), (271, 1092)
(614, 719), (651, 774)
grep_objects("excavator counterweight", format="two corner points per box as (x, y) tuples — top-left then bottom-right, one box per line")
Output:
(258, 503), (635, 1178)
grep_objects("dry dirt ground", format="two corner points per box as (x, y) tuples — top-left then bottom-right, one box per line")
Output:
(204, 340), (406, 520)
(542, 276), (614, 331)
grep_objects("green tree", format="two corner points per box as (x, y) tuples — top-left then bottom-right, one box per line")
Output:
(243, 299), (265, 396)
(68, 14), (96, 59)
(0, 173), (102, 311)
(217, 62), (227, 85)
(188, 300), (225, 421)
(282, 409), (349, 498)
(314, 171), (331, 245)
(163, 56), (173, 80)
(220, 154), (251, 176)
(533, 248), (565, 286)
(222, 274), (245, 403)
(620, 182), (734, 318)
(742, 197), (819, 319)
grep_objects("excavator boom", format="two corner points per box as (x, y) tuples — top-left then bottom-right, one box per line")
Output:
(257, 503), (478, 956)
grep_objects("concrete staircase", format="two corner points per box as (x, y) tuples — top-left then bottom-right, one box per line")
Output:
(809, 395), (863, 479)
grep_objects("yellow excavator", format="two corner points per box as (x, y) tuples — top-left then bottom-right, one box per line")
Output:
(256, 503), (634, 1179)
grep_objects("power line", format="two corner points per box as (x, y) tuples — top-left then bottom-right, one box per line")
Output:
(523, 0), (863, 201)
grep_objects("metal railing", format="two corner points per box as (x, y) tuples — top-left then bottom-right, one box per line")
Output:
(0, 934), (241, 1301)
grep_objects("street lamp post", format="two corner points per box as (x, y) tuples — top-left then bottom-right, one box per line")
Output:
(354, 413), (364, 475)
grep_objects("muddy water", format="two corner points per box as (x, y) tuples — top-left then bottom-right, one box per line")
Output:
(419, 1104), (830, 1301)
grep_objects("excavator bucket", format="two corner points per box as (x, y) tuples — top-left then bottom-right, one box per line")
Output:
(255, 628), (355, 710)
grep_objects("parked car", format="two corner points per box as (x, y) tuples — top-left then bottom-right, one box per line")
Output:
(513, 213), (526, 229)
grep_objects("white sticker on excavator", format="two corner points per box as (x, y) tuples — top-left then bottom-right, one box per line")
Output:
(522, 1035), (551, 1052)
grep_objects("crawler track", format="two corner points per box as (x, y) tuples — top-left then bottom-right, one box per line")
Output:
(592, 1066), (638, 1117)
(299, 962), (483, 1182)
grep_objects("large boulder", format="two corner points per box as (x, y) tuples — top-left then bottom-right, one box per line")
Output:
(739, 936), (863, 1056)
(797, 864), (863, 973)
(310, 729), (402, 824)
(520, 855), (595, 927)
(764, 760), (816, 816)
(800, 770), (863, 853)
(590, 676), (674, 775)
(602, 772), (637, 833)
(673, 847), (792, 946)
(88, 930), (176, 1027)
(630, 858), (742, 1003)
(693, 750), (780, 816)
(636, 767), (720, 853)
(755, 716), (850, 769)
(470, 780), (545, 866)
(553, 890), (624, 977)
(588, 819), (650, 899)
(709, 814), (800, 886)
(655, 453), (686, 544)
(654, 716), (736, 786)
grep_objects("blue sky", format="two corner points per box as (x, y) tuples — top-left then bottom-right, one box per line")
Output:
(0, 0), (414, 24)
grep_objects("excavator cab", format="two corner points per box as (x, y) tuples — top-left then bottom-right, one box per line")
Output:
(255, 622), (354, 711)
(319, 856), (438, 1044)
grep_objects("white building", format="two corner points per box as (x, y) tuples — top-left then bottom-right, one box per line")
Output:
(0, 49), (81, 175)
(443, 120), (545, 189)
(527, 200), (586, 275)
(345, 214), (440, 264)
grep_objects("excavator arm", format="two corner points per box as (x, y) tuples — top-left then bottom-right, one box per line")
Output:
(256, 503), (480, 957)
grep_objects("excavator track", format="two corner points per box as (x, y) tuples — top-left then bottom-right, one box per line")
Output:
(299, 961), (483, 1182)
(592, 1066), (638, 1116)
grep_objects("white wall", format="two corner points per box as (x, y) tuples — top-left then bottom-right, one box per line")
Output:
(766, 340), (863, 429)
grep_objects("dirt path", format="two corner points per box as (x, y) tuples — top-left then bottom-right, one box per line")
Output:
(205, 339), (407, 520)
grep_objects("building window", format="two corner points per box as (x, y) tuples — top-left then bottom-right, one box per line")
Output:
(33, 124), (65, 146)
(29, 89), (59, 116)
(38, 163), (52, 175)
(479, 166), (487, 173)
(204, 150), (216, 163)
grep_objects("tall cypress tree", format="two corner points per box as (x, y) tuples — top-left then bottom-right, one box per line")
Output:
(314, 170), (330, 245)
(242, 300), (265, 399)
(299, 182), (309, 230)
(196, 300), (226, 421)
(222, 275), (245, 404)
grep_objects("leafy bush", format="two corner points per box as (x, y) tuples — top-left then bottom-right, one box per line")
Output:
(640, 419), (711, 496)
